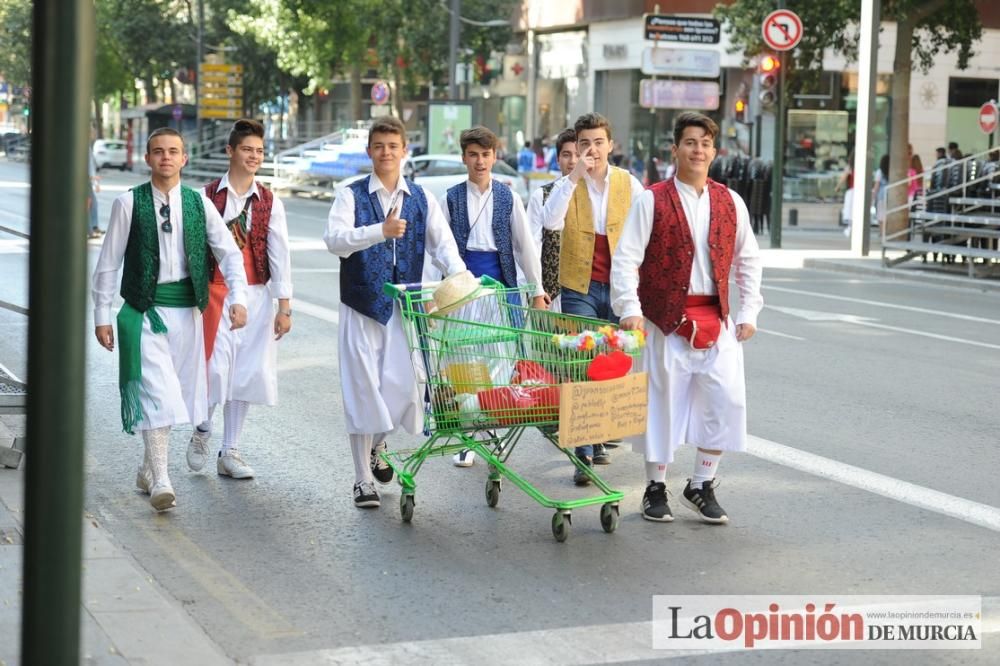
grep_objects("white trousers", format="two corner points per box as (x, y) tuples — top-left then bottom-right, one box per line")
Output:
(338, 304), (423, 436)
(136, 306), (207, 430)
(207, 283), (278, 408)
(632, 318), (747, 464)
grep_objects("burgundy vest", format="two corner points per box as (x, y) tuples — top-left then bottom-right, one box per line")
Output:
(638, 178), (738, 335)
(204, 178), (273, 283)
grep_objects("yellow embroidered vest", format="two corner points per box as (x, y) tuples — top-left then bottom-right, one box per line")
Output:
(558, 166), (633, 293)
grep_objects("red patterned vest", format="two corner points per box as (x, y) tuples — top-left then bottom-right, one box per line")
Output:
(204, 178), (273, 284)
(638, 178), (738, 336)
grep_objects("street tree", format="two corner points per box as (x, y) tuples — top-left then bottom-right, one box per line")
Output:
(0, 0), (32, 86)
(716, 0), (983, 236)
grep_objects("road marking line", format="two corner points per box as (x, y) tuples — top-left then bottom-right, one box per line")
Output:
(141, 523), (302, 640)
(294, 299), (340, 324)
(755, 328), (805, 341)
(763, 285), (1000, 325)
(292, 267), (340, 274)
(747, 435), (1000, 533)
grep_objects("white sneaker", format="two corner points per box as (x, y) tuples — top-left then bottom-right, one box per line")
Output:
(187, 428), (211, 471)
(149, 481), (176, 511)
(217, 449), (254, 479)
(452, 449), (476, 467)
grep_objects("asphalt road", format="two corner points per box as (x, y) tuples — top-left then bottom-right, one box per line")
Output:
(1, 160), (998, 664)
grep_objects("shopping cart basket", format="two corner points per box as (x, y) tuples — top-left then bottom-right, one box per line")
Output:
(382, 276), (645, 542)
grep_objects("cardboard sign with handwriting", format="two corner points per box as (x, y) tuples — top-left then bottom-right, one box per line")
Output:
(558, 372), (648, 448)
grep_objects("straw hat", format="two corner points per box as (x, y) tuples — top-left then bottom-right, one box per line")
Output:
(432, 270), (488, 315)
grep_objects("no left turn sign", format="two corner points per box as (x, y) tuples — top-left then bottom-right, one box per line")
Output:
(762, 10), (803, 52)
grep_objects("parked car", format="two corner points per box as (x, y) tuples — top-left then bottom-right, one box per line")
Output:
(92, 139), (128, 170)
(333, 153), (530, 206)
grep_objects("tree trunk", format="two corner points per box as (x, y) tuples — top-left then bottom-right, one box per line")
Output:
(143, 75), (158, 104)
(93, 97), (104, 139)
(885, 17), (914, 239)
(392, 64), (404, 120)
(350, 62), (363, 124)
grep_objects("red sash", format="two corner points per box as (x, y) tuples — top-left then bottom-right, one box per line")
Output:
(203, 244), (265, 360)
(674, 295), (724, 350)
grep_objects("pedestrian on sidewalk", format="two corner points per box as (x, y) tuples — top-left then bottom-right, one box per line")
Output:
(541, 112), (645, 482)
(92, 128), (249, 511)
(189, 119), (293, 481)
(436, 126), (547, 468)
(324, 115), (466, 508)
(527, 127), (578, 313)
(611, 111), (763, 525)
(87, 142), (104, 239)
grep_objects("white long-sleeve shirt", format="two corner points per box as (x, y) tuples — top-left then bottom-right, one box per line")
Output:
(324, 173), (465, 278)
(208, 172), (293, 299)
(541, 167), (645, 233)
(92, 182), (248, 327)
(611, 177), (763, 327)
(526, 186), (546, 250)
(438, 180), (545, 297)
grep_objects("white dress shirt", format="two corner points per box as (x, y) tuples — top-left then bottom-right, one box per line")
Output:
(611, 177), (763, 327)
(213, 172), (293, 299)
(541, 167), (645, 233)
(92, 182), (248, 326)
(526, 186), (546, 250)
(324, 173), (465, 278)
(438, 179), (545, 297)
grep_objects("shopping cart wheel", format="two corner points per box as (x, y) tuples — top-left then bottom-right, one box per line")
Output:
(551, 511), (571, 542)
(400, 494), (415, 522)
(600, 503), (620, 534)
(485, 478), (501, 507)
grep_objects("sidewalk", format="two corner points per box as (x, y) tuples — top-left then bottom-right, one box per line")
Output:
(0, 416), (232, 666)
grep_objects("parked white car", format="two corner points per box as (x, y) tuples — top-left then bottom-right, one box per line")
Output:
(333, 153), (530, 206)
(92, 139), (128, 170)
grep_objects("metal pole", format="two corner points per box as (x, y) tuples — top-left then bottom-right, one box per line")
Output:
(768, 49), (786, 249)
(851, 0), (881, 256)
(196, 0), (204, 144)
(22, 0), (94, 662)
(448, 0), (460, 99)
(525, 27), (536, 144)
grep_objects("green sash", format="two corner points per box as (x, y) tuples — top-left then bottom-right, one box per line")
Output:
(117, 279), (196, 434)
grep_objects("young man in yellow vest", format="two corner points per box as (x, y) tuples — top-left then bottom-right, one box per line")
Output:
(92, 128), (249, 511)
(541, 112), (644, 483)
(611, 112), (763, 525)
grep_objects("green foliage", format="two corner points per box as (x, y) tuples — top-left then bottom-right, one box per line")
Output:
(0, 0), (33, 85)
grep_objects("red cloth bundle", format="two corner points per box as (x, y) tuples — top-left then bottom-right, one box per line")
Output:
(674, 295), (724, 350)
(475, 385), (560, 426)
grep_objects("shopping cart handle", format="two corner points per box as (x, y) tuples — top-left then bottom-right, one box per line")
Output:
(384, 281), (430, 298)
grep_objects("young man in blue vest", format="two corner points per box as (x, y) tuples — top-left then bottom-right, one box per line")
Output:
(439, 126), (547, 467)
(324, 116), (467, 508)
(542, 112), (645, 482)
(92, 128), (249, 511)
(611, 112), (763, 525)
(190, 119), (294, 481)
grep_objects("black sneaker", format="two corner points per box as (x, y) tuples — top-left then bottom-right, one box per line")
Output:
(370, 440), (394, 484)
(593, 443), (611, 465)
(641, 481), (674, 522)
(353, 481), (381, 508)
(681, 479), (729, 524)
(573, 455), (593, 486)
(604, 438), (622, 449)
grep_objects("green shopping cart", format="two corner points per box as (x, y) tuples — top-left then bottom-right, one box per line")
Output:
(382, 276), (645, 542)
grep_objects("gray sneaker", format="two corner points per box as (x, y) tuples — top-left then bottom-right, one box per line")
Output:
(217, 449), (255, 479)
(186, 428), (211, 471)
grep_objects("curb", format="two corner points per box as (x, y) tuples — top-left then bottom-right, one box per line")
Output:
(803, 258), (1000, 293)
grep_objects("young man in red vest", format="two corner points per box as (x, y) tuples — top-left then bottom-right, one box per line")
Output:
(190, 119), (293, 480)
(92, 128), (249, 511)
(611, 112), (763, 525)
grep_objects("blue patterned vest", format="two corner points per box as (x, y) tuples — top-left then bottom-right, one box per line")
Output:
(340, 176), (427, 324)
(445, 180), (517, 287)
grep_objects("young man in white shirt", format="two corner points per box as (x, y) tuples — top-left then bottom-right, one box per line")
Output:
(189, 119), (293, 480)
(324, 116), (467, 508)
(542, 112), (645, 480)
(92, 128), (249, 511)
(440, 126), (547, 467)
(526, 128), (578, 312)
(611, 111), (763, 525)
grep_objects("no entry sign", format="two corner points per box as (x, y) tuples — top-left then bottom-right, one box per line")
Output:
(762, 10), (803, 52)
(979, 101), (998, 134)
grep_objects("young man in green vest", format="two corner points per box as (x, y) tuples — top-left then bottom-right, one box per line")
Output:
(92, 128), (249, 511)
(541, 112), (645, 483)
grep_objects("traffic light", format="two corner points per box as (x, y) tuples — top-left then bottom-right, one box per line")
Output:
(734, 97), (748, 124)
(758, 53), (779, 108)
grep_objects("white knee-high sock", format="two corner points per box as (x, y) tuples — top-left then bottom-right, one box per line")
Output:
(691, 450), (722, 489)
(350, 434), (375, 485)
(222, 400), (249, 453)
(142, 426), (171, 485)
(645, 461), (667, 484)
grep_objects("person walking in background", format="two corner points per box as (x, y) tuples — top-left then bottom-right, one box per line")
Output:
(88, 143), (104, 239)
(872, 154), (889, 229)
(517, 141), (534, 173)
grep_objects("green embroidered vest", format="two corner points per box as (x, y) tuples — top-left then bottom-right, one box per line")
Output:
(120, 182), (210, 312)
